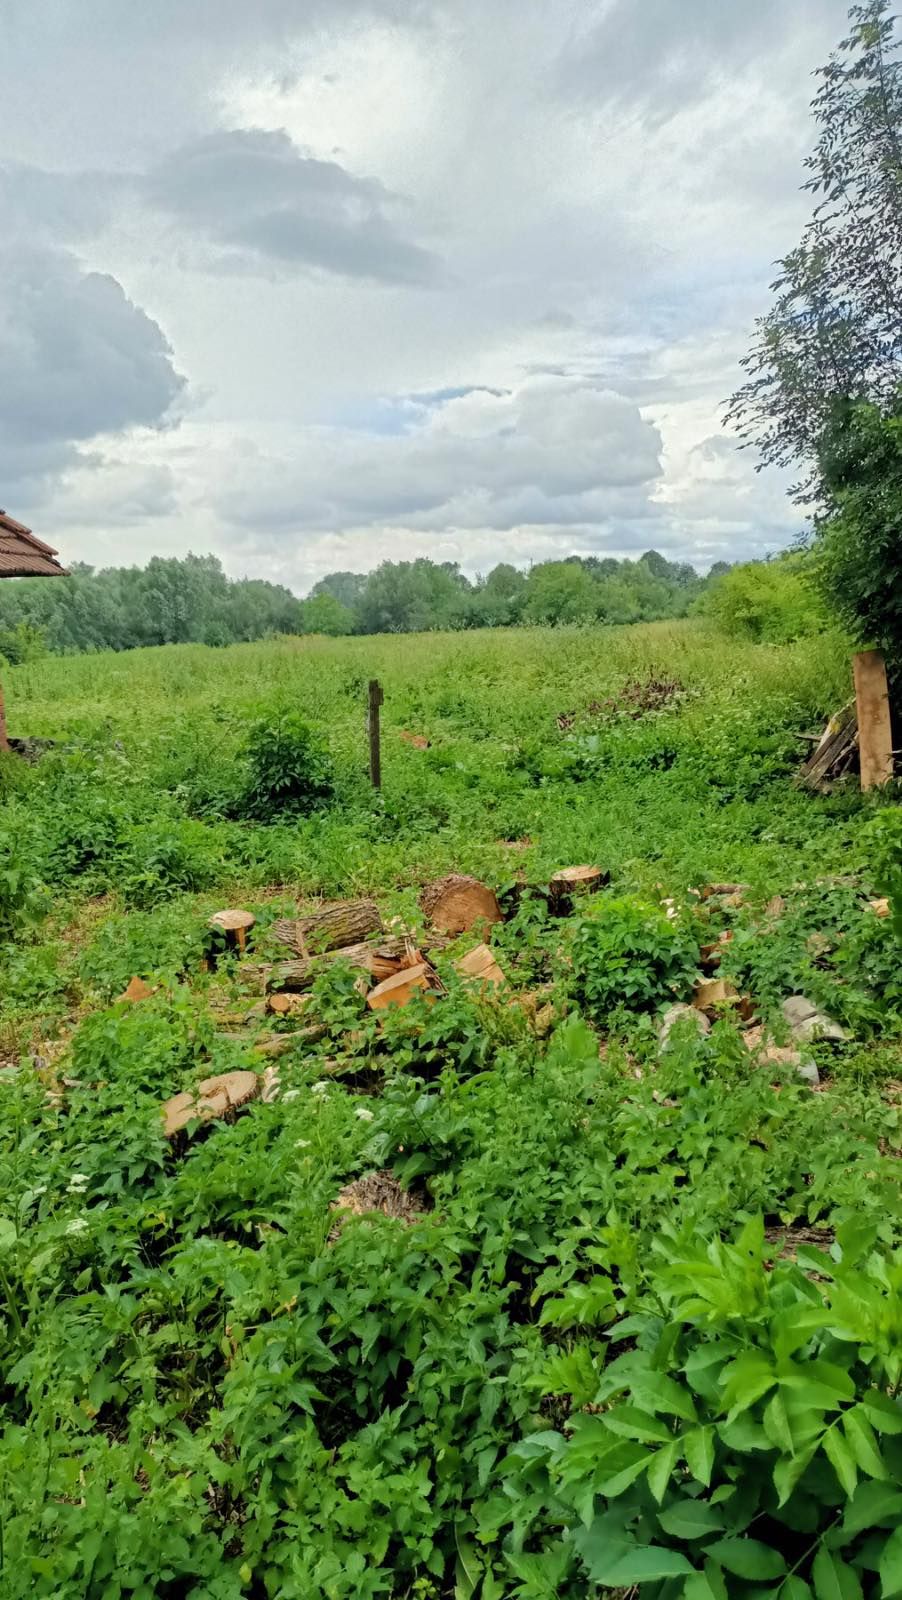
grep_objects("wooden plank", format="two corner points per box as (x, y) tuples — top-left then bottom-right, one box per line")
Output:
(368, 679), (383, 789)
(853, 649), (893, 792)
(0, 674), (8, 753)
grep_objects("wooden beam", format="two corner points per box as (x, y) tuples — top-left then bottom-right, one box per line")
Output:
(0, 673), (9, 753)
(368, 679), (383, 789)
(853, 649), (894, 791)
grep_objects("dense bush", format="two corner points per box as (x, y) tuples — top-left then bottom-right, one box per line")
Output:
(698, 553), (827, 644)
(569, 898), (700, 1020)
(241, 710), (335, 819)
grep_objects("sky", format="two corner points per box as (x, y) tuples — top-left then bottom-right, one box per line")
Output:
(0, 0), (852, 591)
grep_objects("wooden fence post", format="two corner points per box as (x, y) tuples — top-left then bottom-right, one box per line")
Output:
(853, 649), (893, 791)
(0, 674), (9, 754)
(368, 679), (383, 789)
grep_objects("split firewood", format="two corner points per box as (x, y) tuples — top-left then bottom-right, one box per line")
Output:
(116, 975), (155, 1004)
(162, 1070), (260, 1138)
(209, 909), (256, 955)
(269, 935), (413, 993)
(399, 730), (430, 750)
(699, 930), (732, 969)
(693, 978), (743, 1018)
(367, 963), (439, 1011)
(869, 898), (891, 918)
(456, 943), (507, 988)
(271, 900), (383, 958)
(420, 875), (502, 935)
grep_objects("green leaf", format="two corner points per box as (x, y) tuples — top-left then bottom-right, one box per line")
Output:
(602, 1404), (673, 1444)
(843, 1406), (887, 1479)
(631, 1372), (699, 1423)
(763, 1391), (795, 1454)
(861, 1391), (902, 1436)
(880, 1527), (902, 1599)
(812, 1547), (863, 1600)
(781, 1580), (813, 1600)
(647, 1439), (681, 1505)
(597, 1546), (694, 1585)
(839, 1481), (902, 1541)
(722, 1353), (777, 1417)
(0, 1216), (16, 1253)
(707, 1539), (787, 1580)
(774, 1443), (818, 1507)
(684, 1560), (729, 1600)
(454, 1532), (483, 1600)
(823, 1426), (858, 1497)
(685, 1426), (716, 1487)
(658, 1501), (725, 1540)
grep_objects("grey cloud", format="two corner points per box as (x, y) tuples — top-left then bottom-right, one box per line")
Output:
(214, 376), (663, 536)
(559, 0), (849, 117)
(143, 129), (441, 285)
(0, 246), (185, 502)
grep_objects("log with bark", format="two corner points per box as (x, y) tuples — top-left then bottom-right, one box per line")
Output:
(271, 899), (383, 957)
(548, 864), (608, 914)
(269, 935), (414, 993)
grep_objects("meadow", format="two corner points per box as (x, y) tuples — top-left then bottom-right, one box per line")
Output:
(2, 618), (902, 1599)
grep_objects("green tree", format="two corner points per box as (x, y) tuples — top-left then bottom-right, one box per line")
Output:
(813, 398), (902, 660)
(522, 561), (599, 624)
(298, 594), (355, 636)
(728, 2), (902, 485)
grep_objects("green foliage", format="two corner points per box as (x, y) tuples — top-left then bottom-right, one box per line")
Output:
(506, 1217), (902, 1596)
(814, 400), (902, 665)
(699, 553), (828, 644)
(866, 807), (902, 937)
(569, 897), (700, 1020)
(242, 709), (335, 819)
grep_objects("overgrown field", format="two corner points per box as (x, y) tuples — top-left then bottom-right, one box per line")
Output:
(3, 620), (902, 1599)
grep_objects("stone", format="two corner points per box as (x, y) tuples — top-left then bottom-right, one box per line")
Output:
(781, 995), (846, 1043)
(659, 1003), (711, 1046)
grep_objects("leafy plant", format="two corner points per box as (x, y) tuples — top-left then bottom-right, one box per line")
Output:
(241, 710), (335, 820)
(569, 897), (700, 1020)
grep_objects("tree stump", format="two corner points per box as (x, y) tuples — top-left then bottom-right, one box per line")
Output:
(419, 875), (502, 935)
(549, 864), (608, 913)
(209, 909), (256, 955)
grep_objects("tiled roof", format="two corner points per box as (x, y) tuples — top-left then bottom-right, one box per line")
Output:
(0, 511), (67, 578)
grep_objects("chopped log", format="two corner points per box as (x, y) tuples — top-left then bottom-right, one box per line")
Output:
(367, 963), (438, 1011)
(266, 991), (311, 1017)
(854, 649), (894, 791)
(399, 730), (430, 750)
(116, 975), (155, 1004)
(457, 942), (506, 988)
(162, 1070), (259, 1138)
(699, 883), (747, 902)
(693, 978), (741, 1017)
(870, 897), (891, 918)
(271, 900), (383, 958)
(209, 909), (256, 954)
(420, 875), (502, 936)
(798, 703), (859, 793)
(270, 935), (412, 993)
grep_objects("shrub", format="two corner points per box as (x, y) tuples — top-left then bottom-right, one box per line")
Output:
(569, 898), (699, 1020)
(699, 554), (827, 643)
(241, 710), (334, 820)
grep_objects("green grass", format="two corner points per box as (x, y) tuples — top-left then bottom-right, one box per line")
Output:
(1, 619), (901, 1598)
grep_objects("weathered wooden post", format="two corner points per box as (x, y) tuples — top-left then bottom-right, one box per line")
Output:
(853, 649), (893, 792)
(368, 679), (383, 789)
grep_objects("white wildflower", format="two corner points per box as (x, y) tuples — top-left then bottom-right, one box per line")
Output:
(67, 1174), (89, 1192)
(295, 1138), (311, 1149)
(311, 1081), (329, 1096)
(282, 1089), (301, 1102)
(65, 1218), (88, 1236)
(354, 1107), (374, 1122)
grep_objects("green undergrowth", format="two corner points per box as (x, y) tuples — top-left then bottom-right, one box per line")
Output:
(2, 620), (902, 1596)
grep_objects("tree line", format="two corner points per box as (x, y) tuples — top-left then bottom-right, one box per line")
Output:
(0, 549), (732, 660)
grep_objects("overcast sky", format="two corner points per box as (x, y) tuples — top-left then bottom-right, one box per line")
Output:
(1, 0), (851, 590)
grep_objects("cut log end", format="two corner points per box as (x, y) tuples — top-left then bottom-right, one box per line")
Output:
(456, 942), (506, 988)
(550, 865), (606, 892)
(419, 874), (502, 936)
(209, 908), (256, 955)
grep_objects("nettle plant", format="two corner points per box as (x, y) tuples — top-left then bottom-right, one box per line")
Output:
(501, 1219), (902, 1598)
(569, 898), (699, 1021)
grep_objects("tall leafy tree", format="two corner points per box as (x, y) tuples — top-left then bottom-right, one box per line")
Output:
(727, 1), (902, 492)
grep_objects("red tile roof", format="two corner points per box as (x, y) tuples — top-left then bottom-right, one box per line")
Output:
(0, 511), (67, 578)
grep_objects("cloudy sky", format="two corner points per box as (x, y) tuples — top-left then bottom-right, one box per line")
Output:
(1, 0), (851, 590)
